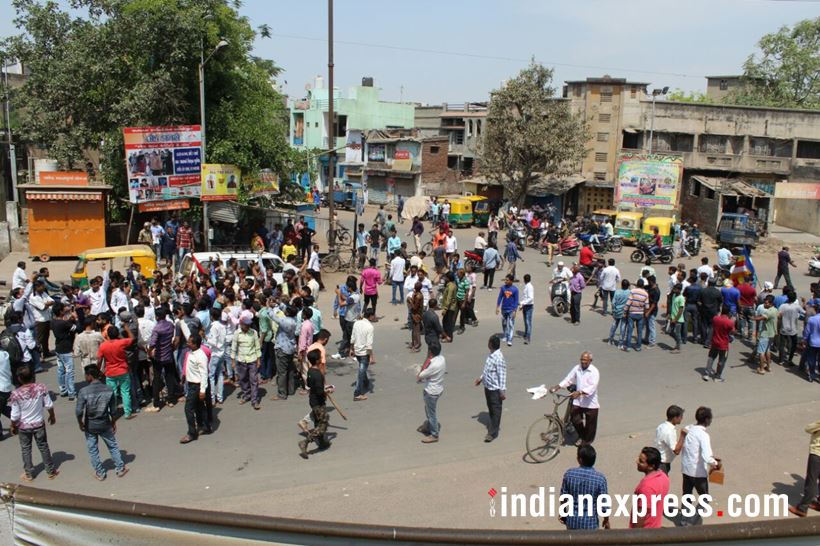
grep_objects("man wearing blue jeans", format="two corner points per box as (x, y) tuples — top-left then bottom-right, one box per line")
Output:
(417, 343), (446, 443)
(622, 279), (649, 351)
(520, 274), (534, 344)
(76, 365), (128, 480)
(351, 308), (376, 401)
(50, 302), (77, 400)
(643, 276), (660, 347)
(496, 275), (519, 347)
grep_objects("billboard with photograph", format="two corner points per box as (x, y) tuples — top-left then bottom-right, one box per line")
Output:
(124, 125), (202, 203)
(201, 163), (240, 201)
(615, 152), (683, 210)
(250, 170), (280, 196)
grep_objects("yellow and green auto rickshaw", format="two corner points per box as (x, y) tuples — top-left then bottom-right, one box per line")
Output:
(642, 217), (675, 246)
(71, 245), (157, 289)
(615, 211), (644, 244)
(461, 195), (489, 226)
(446, 198), (474, 227)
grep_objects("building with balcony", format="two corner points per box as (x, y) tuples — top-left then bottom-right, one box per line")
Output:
(289, 76), (415, 190)
(413, 102), (487, 178)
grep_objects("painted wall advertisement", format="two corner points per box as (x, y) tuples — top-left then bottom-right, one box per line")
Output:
(124, 125), (202, 203)
(615, 152), (683, 210)
(250, 170), (280, 196)
(201, 164), (240, 201)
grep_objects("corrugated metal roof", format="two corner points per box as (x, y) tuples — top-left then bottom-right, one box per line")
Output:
(690, 176), (770, 197)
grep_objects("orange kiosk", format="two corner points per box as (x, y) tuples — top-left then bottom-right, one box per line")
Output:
(18, 172), (111, 261)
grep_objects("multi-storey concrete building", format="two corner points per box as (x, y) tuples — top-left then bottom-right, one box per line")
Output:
(413, 102), (487, 178)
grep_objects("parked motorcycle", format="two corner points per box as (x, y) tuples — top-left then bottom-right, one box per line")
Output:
(464, 250), (485, 273)
(685, 236), (701, 256)
(809, 255), (820, 277)
(550, 280), (569, 316)
(630, 241), (674, 264)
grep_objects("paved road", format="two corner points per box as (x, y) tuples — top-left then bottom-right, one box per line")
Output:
(0, 211), (817, 530)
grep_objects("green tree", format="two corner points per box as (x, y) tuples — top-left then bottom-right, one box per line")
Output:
(480, 61), (589, 205)
(730, 17), (820, 109)
(1, 0), (309, 216)
(667, 89), (713, 104)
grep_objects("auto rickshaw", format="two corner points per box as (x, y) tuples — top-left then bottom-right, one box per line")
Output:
(642, 217), (675, 246)
(463, 195), (489, 227)
(590, 209), (617, 226)
(615, 211), (644, 244)
(447, 198), (473, 227)
(71, 245), (157, 289)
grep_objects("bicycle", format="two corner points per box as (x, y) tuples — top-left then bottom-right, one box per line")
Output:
(320, 247), (359, 274)
(326, 225), (352, 246)
(525, 390), (574, 463)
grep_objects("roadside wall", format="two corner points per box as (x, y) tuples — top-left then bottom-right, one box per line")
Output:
(774, 199), (820, 236)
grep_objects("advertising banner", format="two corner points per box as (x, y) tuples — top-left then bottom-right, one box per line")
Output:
(250, 170), (280, 196)
(138, 199), (190, 213)
(124, 125), (201, 203)
(774, 182), (820, 200)
(201, 164), (240, 202)
(39, 172), (89, 186)
(615, 152), (683, 210)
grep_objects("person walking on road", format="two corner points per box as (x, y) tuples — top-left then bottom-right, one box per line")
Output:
(549, 352), (600, 446)
(180, 333), (212, 443)
(351, 308), (376, 401)
(629, 447), (670, 528)
(474, 335), (506, 443)
(774, 246), (796, 290)
(680, 406), (721, 526)
(788, 419), (820, 517)
(598, 259), (620, 316)
(232, 313), (262, 407)
(481, 242), (500, 290)
(299, 349), (334, 459)
(408, 283), (424, 353)
(422, 299), (443, 359)
(569, 265), (586, 325)
(75, 364), (129, 480)
(496, 275), (519, 347)
(703, 305), (735, 382)
(416, 342), (446, 444)
(503, 239), (523, 281)
(520, 274), (534, 344)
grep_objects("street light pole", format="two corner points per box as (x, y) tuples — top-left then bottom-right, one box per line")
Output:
(198, 37), (228, 252)
(326, 0), (336, 253)
(3, 59), (18, 224)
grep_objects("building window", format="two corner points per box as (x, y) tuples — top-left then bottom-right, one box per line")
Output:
(597, 132), (609, 142)
(630, 85), (637, 99)
(574, 85), (582, 97)
(430, 145), (440, 154)
(594, 171), (606, 181)
(599, 113), (611, 123)
(704, 187), (715, 200)
(315, 122), (319, 128)
(719, 79), (728, 91)
(600, 91), (612, 103)
(689, 180), (701, 197)
(476, 120), (481, 136)
(467, 120), (473, 138)
(595, 152), (607, 162)
(796, 140), (820, 159)
(453, 131), (464, 145)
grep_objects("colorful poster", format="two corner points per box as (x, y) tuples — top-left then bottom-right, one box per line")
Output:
(138, 199), (190, 213)
(201, 164), (240, 201)
(250, 170), (280, 196)
(124, 125), (201, 203)
(368, 144), (385, 162)
(39, 172), (89, 186)
(615, 152), (683, 210)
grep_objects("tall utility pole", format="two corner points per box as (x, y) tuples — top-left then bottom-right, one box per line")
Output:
(326, 0), (336, 253)
(4, 60), (18, 216)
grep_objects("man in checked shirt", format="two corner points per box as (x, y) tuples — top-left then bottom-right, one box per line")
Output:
(474, 335), (506, 443)
(550, 352), (600, 446)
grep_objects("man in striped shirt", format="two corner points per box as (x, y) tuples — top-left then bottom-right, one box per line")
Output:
(474, 335), (506, 443)
(622, 279), (649, 352)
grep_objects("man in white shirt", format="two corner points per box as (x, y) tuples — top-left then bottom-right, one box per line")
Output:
(85, 264), (110, 317)
(680, 406), (721, 525)
(603, 220), (614, 238)
(549, 352), (600, 446)
(598, 258), (621, 316)
(28, 281), (54, 357)
(180, 333), (211, 443)
(552, 261), (573, 289)
(12, 262), (28, 291)
(520, 274), (535, 345)
(697, 257), (714, 280)
(350, 308), (376, 401)
(389, 252), (406, 305)
(655, 405), (685, 475)
(417, 269), (433, 309)
(109, 280), (129, 317)
(474, 232), (487, 254)
(306, 275), (321, 306)
(205, 308), (227, 405)
(304, 244), (324, 291)
(416, 343), (445, 443)
(445, 231), (458, 258)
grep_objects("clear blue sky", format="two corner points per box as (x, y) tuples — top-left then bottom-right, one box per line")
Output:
(2, 0), (818, 104)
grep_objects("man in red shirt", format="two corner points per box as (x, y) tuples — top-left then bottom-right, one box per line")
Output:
(579, 241), (595, 267)
(97, 324), (137, 420)
(175, 221), (194, 272)
(703, 305), (735, 382)
(736, 278), (757, 339)
(630, 446), (670, 528)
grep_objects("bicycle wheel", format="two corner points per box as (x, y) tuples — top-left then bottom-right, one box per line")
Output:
(339, 231), (352, 245)
(609, 239), (623, 252)
(422, 242), (433, 255)
(526, 415), (563, 463)
(321, 253), (341, 273)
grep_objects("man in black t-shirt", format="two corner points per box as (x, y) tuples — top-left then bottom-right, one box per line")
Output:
(367, 224), (382, 265)
(299, 349), (333, 459)
(643, 276), (661, 346)
(51, 302), (78, 399)
(699, 278), (723, 347)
